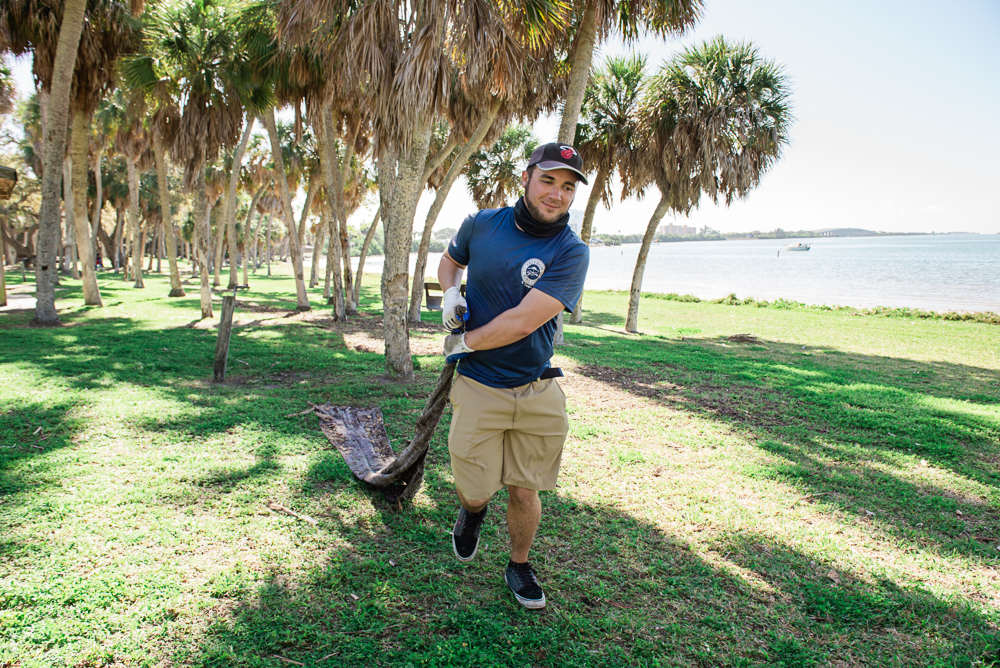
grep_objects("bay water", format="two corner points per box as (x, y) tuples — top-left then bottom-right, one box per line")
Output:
(370, 233), (1000, 314)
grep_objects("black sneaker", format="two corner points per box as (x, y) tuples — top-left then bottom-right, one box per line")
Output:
(452, 505), (487, 561)
(504, 560), (546, 609)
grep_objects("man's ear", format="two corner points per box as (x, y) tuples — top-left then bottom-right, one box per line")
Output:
(521, 170), (529, 188)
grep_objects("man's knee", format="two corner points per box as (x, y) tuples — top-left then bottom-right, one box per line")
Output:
(457, 489), (491, 512)
(507, 485), (538, 507)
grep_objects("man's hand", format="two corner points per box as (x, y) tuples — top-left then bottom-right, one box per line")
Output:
(442, 286), (468, 330)
(443, 333), (475, 364)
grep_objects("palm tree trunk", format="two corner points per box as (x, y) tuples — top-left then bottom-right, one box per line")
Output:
(323, 217), (334, 299)
(242, 183), (268, 285)
(352, 205), (381, 305)
(71, 111), (102, 306)
(127, 159), (144, 288)
(147, 225), (157, 272)
(380, 113), (434, 379)
(626, 191), (671, 333)
(265, 210), (272, 277)
(558, 0), (599, 144)
(323, 208), (345, 318)
(320, 107), (358, 315)
(194, 167), (213, 319)
(422, 135), (458, 182)
(259, 212), (272, 270)
(212, 195), (225, 286)
(63, 157), (79, 280)
(225, 118), (254, 289)
(32, 0), (87, 325)
(553, 0), (599, 343)
(153, 134), (184, 297)
(262, 108), (309, 310)
(408, 104), (499, 323)
(317, 109), (348, 318)
(0, 215), (7, 307)
(297, 176), (318, 251)
(570, 166), (607, 324)
(90, 147), (104, 251)
(340, 118), (361, 313)
(310, 222), (325, 288)
(112, 206), (123, 272)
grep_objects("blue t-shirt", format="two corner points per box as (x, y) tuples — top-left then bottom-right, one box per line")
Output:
(447, 206), (590, 388)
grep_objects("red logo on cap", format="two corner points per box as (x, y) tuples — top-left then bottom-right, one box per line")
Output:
(560, 148), (574, 159)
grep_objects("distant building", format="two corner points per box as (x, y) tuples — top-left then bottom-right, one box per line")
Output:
(657, 223), (697, 236)
(568, 209), (584, 237)
(813, 228), (875, 237)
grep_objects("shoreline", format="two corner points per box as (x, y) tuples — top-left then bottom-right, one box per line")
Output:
(590, 287), (1000, 323)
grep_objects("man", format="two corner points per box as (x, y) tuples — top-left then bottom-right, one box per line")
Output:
(437, 142), (590, 610)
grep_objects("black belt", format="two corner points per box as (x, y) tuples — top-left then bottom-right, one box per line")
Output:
(538, 367), (564, 380)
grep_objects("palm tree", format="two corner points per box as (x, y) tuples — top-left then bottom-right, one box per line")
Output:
(464, 125), (538, 209)
(110, 89), (152, 288)
(280, 0), (567, 378)
(121, 58), (186, 296)
(625, 37), (793, 332)
(0, 65), (13, 307)
(1, 0), (143, 322)
(570, 53), (647, 323)
(3, 0), (85, 321)
(404, 34), (571, 324)
(126, 0), (245, 319)
(555, 0), (703, 144)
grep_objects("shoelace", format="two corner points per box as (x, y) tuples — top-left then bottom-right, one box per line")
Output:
(511, 562), (539, 586)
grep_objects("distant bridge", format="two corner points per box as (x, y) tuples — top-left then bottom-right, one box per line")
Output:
(813, 228), (876, 237)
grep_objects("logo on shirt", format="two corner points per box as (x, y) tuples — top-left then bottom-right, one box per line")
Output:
(520, 258), (546, 288)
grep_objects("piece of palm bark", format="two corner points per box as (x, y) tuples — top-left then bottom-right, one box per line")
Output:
(314, 363), (455, 502)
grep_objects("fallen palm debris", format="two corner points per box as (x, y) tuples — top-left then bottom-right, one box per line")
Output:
(313, 363), (456, 503)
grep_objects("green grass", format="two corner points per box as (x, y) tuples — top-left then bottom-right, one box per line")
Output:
(1, 265), (999, 667)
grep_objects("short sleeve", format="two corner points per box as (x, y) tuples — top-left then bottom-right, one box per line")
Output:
(447, 213), (477, 267)
(532, 241), (590, 312)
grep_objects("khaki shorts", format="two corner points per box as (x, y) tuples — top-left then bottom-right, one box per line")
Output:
(448, 374), (569, 500)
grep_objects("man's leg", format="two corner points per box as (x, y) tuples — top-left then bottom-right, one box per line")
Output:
(448, 375), (511, 562)
(503, 485), (546, 609)
(501, 379), (566, 609)
(452, 489), (491, 562)
(506, 485), (541, 563)
(457, 489), (491, 514)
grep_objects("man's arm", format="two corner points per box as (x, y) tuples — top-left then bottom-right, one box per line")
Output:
(438, 250), (466, 291)
(463, 289), (564, 352)
(440, 248), (564, 351)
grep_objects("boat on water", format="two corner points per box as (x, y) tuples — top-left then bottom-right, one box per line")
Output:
(785, 243), (811, 251)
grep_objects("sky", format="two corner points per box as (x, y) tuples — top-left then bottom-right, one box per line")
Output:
(6, 0), (1000, 235)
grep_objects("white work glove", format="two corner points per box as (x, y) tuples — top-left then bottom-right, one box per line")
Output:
(444, 333), (475, 364)
(442, 286), (469, 331)
(444, 332), (476, 364)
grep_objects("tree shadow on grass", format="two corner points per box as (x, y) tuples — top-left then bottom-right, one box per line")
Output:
(557, 330), (1000, 562)
(0, 398), (84, 559)
(174, 478), (1000, 668)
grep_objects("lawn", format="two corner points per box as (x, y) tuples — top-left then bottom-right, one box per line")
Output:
(1, 265), (998, 667)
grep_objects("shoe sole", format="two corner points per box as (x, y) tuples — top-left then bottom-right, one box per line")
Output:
(452, 534), (478, 562)
(504, 575), (546, 609)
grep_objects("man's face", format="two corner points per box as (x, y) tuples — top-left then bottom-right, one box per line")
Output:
(521, 167), (579, 224)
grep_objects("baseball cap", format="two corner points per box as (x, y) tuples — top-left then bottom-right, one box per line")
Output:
(526, 142), (588, 185)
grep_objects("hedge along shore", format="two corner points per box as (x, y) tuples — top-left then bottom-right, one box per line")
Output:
(1, 265), (998, 668)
